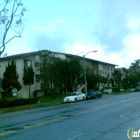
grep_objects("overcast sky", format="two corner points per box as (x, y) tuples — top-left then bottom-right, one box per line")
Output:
(1, 0), (140, 68)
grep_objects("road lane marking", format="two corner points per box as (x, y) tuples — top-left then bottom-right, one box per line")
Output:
(0, 131), (16, 137)
(24, 116), (68, 129)
(1, 95), (140, 137)
(73, 110), (91, 116)
(67, 133), (83, 140)
(120, 111), (132, 117)
(135, 114), (140, 117)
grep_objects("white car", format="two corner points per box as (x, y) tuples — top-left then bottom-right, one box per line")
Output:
(63, 92), (86, 103)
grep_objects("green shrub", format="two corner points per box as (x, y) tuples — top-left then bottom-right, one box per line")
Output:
(0, 98), (39, 108)
(112, 87), (120, 93)
(103, 91), (109, 94)
(93, 87), (99, 90)
(101, 90), (109, 94)
(33, 90), (38, 97)
(122, 84), (128, 89)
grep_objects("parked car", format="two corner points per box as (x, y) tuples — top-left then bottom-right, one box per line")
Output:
(135, 86), (140, 92)
(63, 92), (86, 103)
(86, 90), (103, 99)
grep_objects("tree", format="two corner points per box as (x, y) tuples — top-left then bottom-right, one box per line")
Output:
(0, 0), (26, 55)
(23, 66), (34, 98)
(52, 57), (83, 94)
(128, 59), (140, 87)
(112, 69), (122, 87)
(86, 66), (98, 90)
(129, 59), (140, 73)
(1, 60), (22, 97)
(96, 75), (108, 89)
(37, 50), (52, 98)
(0, 0), (26, 97)
(52, 59), (69, 94)
(69, 58), (83, 91)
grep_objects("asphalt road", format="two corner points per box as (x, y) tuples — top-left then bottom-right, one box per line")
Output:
(0, 92), (140, 140)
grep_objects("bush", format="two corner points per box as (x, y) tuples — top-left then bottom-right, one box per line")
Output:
(1, 91), (11, 99)
(112, 87), (120, 93)
(122, 84), (128, 89)
(33, 90), (38, 97)
(93, 87), (99, 90)
(33, 90), (44, 97)
(0, 98), (39, 108)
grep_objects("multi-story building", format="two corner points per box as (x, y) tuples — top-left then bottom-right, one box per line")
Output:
(0, 50), (117, 98)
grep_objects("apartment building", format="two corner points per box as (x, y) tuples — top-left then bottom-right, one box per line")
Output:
(0, 50), (117, 98)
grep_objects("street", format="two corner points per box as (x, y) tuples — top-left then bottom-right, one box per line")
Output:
(0, 92), (140, 140)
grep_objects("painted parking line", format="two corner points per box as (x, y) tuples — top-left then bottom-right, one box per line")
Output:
(1, 95), (140, 137)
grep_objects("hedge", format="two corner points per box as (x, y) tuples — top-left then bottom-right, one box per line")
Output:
(112, 87), (120, 93)
(0, 98), (39, 108)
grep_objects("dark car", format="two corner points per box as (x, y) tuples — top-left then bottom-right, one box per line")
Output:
(135, 86), (140, 92)
(86, 90), (103, 99)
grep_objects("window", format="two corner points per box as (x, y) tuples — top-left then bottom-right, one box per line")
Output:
(93, 69), (97, 75)
(100, 70), (102, 75)
(111, 67), (114, 71)
(36, 75), (43, 83)
(24, 59), (32, 67)
(103, 65), (106, 70)
(107, 72), (110, 78)
(35, 55), (40, 61)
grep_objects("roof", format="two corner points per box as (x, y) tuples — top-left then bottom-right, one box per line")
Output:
(0, 51), (40, 60)
(64, 53), (118, 66)
(0, 50), (118, 66)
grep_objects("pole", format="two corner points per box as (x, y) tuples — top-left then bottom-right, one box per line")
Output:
(83, 50), (97, 95)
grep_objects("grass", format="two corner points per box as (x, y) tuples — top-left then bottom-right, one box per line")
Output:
(111, 89), (134, 94)
(0, 90), (135, 114)
(0, 94), (65, 114)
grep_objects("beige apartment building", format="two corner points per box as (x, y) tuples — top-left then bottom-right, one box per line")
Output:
(0, 50), (117, 98)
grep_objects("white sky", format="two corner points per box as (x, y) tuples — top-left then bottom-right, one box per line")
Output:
(1, 0), (140, 68)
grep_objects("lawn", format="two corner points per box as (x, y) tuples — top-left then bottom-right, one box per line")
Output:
(0, 94), (66, 114)
(111, 89), (134, 94)
(0, 90), (134, 114)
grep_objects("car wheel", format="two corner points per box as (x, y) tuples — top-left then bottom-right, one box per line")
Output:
(100, 95), (103, 98)
(74, 98), (77, 102)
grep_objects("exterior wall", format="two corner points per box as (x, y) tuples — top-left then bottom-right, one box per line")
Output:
(56, 53), (66, 59)
(0, 51), (117, 98)
(91, 62), (99, 75)
(98, 63), (115, 78)
(0, 55), (41, 98)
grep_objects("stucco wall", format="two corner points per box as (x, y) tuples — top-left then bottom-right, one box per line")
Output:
(0, 55), (41, 98)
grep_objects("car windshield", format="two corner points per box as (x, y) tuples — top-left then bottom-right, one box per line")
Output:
(68, 92), (77, 96)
